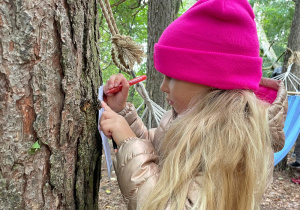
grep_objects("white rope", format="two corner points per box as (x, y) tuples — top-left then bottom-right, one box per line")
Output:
(141, 106), (148, 119)
(289, 73), (300, 87)
(148, 110), (152, 129)
(272, 63), (300, 94)
(136, 101), (145, 112)
(287, 76), (298, 92)
(135, 82), (167, 128)
(283, 63), (293, 81)
(272, 74), (284, 81)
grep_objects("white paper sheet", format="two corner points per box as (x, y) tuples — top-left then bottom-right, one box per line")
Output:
(98, 86), (113, 179)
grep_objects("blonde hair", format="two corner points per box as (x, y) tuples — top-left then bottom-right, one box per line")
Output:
(141, 89), (272, 210)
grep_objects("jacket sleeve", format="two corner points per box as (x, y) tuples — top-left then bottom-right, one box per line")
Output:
(265, 79), (288, 152)
(113, 137), (160, 210)
(118, 102), (156, 141)
(113, 104), (173, 209)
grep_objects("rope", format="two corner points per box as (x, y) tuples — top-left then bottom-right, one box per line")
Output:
(111, 35), (145, 72)
(135, 83), (166, 126)
(287, 48), (300, 67)
(98, 0), (118, 36)
(98, 0), (145, 74)
(104, 0), (119, 35)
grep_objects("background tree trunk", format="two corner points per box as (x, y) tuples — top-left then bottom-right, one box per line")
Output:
(146, 0), (181, 111)
(0, 0), (102, 209)
(282, 0), (300, 88)
(276, 0), (300, 171)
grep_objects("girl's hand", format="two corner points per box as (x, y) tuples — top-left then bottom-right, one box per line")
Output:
(100, 101), (136, 145)
(103, 73), (129, 113)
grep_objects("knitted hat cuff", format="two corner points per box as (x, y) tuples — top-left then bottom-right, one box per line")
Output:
(154, 44), (263, 90)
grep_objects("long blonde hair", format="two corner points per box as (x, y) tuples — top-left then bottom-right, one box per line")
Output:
(141, 89), (272, 210)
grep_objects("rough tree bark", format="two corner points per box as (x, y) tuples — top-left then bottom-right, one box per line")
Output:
(146, 0), (181, 111)
(0, 0), (102, 209)
(282, 0), (300, 88)
(276, 0), (300, 171)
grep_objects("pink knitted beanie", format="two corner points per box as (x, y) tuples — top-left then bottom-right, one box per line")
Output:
(154, 0), (277, 103)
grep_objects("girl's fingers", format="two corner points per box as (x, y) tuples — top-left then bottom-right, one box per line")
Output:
(100, 102), (118, 120)
(100, 114), (136, 144)
(103, 80), (109, 94)
(107, 74), (123, 90)
(114, 73), (124, 88)
(101, 111), (117, 121)
(99, 128), (112, 140)
(120, 75), (130, 93)
(100, 119), (116, 138)
(102, 74), (129, 113)
(101, 101), (112, 111)
(100, 114), (122, 132)
(104, 75), (116, 93)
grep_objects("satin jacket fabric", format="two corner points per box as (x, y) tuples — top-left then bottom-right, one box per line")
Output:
(113, 78), (288, 209)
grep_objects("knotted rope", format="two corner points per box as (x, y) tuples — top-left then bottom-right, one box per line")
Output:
(98, 0), (145, 74)
(287, 48), (300, 67)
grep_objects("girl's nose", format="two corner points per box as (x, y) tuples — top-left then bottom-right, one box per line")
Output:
(160, 76), (169, 93)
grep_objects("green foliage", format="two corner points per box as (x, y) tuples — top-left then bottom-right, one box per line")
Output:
(178, 0), (197, 15)
(28, 141), (41, 154)
(254, 0), (295, 70)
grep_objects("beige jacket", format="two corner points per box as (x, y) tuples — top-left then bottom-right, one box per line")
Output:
(113, 78), (288, 210)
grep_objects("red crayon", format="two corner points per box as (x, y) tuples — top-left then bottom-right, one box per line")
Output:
(105, 75), (147, 94)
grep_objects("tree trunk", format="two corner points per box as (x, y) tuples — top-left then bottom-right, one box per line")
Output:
(0, 0), (102, 209)
(282, 0), (300, 90)
(276, 0), (300, 170)
(146, 0), (181, 111)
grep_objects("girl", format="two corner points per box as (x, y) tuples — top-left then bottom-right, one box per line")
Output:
(100, 0), (288, 209)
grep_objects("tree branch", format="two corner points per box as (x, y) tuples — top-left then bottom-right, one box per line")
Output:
(262, 50), (286, 70)
(101, 61), (112, 70)
(132, 3), (147, 16)
(111, 0), (127, 7)
(130, 0), (142, 9)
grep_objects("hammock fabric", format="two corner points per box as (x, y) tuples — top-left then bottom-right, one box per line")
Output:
(274, 96), (300, 165)
(272, 51), (300, 166)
